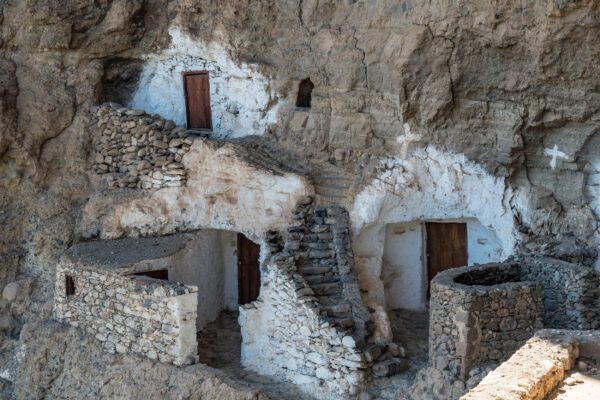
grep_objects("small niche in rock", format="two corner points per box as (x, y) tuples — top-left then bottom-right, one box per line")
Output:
(101, 58), (143, 105)
(296, 78), (314, 108)
(454, 265), (521, 286)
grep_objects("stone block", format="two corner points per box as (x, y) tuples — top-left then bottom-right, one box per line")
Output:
(371, 358), (409, 377)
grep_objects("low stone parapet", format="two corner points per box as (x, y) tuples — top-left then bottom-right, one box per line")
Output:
(53, 242), (198, 366)
(461, 329), (597, 400)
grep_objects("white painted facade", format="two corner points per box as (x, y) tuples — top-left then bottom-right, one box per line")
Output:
(130, 27), (279, 139)
(350, 146), (517, 338)
(466, 219), (504, 265)
(139, 230), (239, 330)
(382, 219), (504, 311)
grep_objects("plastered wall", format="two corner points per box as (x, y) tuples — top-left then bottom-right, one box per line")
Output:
(382, 219), (504, 310)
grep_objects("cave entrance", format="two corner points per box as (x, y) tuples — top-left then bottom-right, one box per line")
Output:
(182, 71), (212, 130)
(381, 219), (504, 311)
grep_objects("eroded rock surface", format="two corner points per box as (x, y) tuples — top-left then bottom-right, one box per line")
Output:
(0, 0), (599, 399)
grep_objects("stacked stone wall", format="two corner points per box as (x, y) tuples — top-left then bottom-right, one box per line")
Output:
(430, 262), (544, 380)
(240, 258), (368, 399)
(518, 256), (600, 330)
(240, 198), (397, 399)
(53, 262), (198, 366)
(91, 103), (192, 189)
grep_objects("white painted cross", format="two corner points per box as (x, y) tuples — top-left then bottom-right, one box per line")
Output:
(544, 144), (568, 169)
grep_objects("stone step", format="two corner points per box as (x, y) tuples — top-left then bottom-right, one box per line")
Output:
(311, 281), (343, 296)
(303, 274), (340, 286)
(312, 175), (354, 184)
(325, 303), (352, 315)
(298, 266), (335, 275)
(333, 316), (355, 329)
(318, 295), (345, 307)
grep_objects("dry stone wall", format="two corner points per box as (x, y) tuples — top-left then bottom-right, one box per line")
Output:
(53, 260), (198, 366)
(430, 263), (544, 380)
(461, 329), (590, 400)
(91, 103), (192, 189)
(416, 257), (600, 400)
(240, 198), (406, 399)
(518, 256), (600, 330)
(240, 257), (369, 399)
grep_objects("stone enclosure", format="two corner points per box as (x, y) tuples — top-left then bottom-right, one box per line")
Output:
(429, 257), (600, 383)
(53, 236), (199, 366)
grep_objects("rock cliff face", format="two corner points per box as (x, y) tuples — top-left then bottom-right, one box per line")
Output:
(0, 0), (599, 398)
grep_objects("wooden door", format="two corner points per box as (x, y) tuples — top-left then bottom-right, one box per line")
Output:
(237, 233), (261, 305)
(182, 71), (212, 130)
(426, 222), (467, 292)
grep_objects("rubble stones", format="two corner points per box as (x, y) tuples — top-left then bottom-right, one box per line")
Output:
(0, 315), (15, 332)
(90, 103), (191, 189)
(371, 358), (409, 378)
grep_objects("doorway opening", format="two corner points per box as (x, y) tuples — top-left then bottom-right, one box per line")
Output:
(196, 232), (260, 370)
(182, 71), (212, 130)
(381, 219), (504, 311)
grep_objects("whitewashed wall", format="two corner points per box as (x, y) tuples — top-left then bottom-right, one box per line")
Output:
(382, 221), (424, 310)
(381, 219), (504, 311)
(130, 27), (279, 139)
(466, 220), (504, 265)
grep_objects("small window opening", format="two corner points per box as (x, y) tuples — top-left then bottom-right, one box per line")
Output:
(65, 275), (75, 296)
(132, 269), (169, 280)
(296, 78), (314, 108)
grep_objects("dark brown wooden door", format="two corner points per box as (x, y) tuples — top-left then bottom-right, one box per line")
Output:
(426, 222), (467, 293)
(237, 233), (261, 305)
(182, 71), (212, 129)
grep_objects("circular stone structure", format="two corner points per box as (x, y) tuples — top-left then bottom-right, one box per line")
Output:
(429, 262), (544, 379)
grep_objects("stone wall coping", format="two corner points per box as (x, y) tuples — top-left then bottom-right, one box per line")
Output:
(57, 263), (198, 297)
(462, 329), (600, 400)
(514, 255), (596, 275)
(431, 262), (540, 294)
(60, 234), (193, 273)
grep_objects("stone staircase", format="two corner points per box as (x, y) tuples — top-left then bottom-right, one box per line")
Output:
(284, 199), (367, 336)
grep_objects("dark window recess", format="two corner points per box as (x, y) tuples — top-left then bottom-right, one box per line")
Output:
(132, 269), (169, 280)
(65, 275), (75, 296)
(296, 78), (314, 108)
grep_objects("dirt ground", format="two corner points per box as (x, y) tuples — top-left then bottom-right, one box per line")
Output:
(546, 370), (600, 399)
(197, 308), (430, 400)
(197, 310), (317, 400)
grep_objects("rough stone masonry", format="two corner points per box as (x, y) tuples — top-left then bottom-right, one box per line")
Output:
(53, 238), (199, 366)
(92, 103), (192, 189)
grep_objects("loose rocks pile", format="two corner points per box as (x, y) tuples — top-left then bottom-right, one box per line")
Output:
(91, 103), (192, 189)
